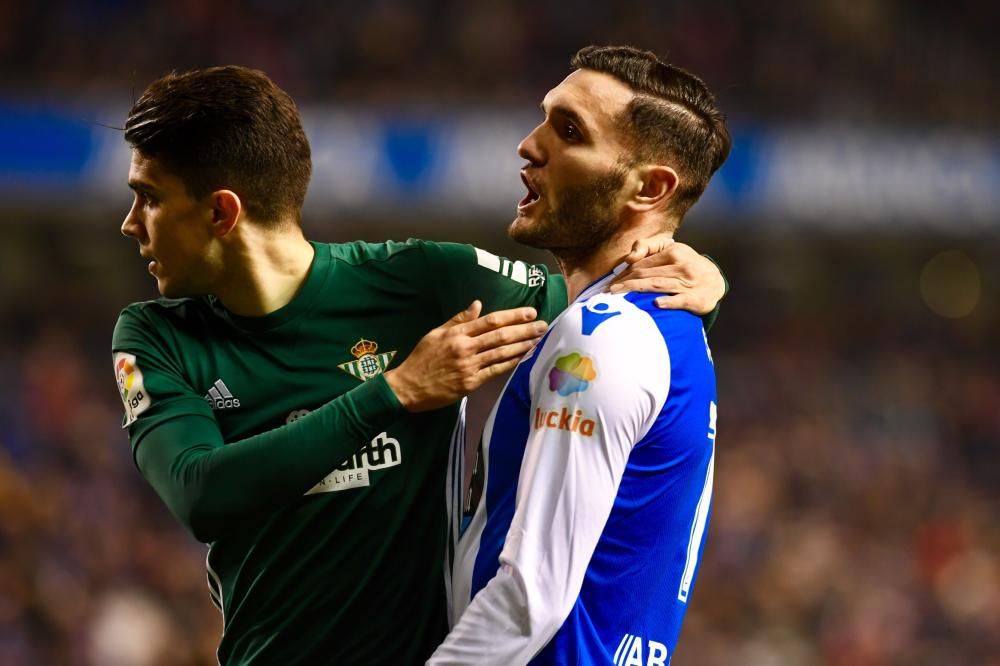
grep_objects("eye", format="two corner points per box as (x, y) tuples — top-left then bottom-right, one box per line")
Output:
(560, 121), (582, 143)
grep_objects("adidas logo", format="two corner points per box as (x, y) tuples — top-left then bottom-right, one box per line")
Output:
(204, 379), (241, 410)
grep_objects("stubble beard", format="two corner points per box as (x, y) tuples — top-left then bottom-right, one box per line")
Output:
(509, 165), (627, 254)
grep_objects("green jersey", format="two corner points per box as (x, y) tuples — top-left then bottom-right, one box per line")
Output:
(111, 240), (566, 665)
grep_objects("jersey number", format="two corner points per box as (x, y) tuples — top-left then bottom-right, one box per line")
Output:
(677, 401), (716, 603)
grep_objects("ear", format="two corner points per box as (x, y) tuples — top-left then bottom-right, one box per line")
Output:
(627, 164), (679, 213)
(210, 190), (242, 238)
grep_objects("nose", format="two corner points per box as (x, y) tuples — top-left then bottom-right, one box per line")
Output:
(517, 123), (546, 167)
(121, 199), (145, 241)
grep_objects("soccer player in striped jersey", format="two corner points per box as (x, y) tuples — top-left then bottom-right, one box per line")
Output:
(111, 66), (727, 664)
(432, 46), (731, 665)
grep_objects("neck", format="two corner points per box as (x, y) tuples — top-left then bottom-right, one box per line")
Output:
(554, 247), (618, 303)
(557, 223), (673, 302)
(213, 222), (315, 317)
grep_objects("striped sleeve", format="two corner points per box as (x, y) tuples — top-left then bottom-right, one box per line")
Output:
(428, 294), (671, 664)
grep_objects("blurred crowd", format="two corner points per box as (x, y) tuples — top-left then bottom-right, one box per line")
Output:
(0, 1), (997, 662)
(0, 0), (996, 127)
(0, 227), (996, 665)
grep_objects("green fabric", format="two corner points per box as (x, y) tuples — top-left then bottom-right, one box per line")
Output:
(700, 254), (728, 332)
(111, 239), (566, 666)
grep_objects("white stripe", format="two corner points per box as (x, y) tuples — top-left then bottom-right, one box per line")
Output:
(575, 265), (623, 304)
(206, 547), (226, 634)
(620, 635), (639, 665)
(448, 366), (516, 622)
(443, 398), (467, 627)
(474, 247), (501, 272)
(613, 633), (631, 664)
(214, 379), (233, 399)
(678, 448), (714, 602)
(510, 260), (528, 284)
(208, 387), (223, 401)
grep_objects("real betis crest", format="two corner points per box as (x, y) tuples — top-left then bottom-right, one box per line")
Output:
(338, 338), (397, 382)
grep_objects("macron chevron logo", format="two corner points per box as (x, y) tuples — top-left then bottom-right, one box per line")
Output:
(204, 379), (241, 410)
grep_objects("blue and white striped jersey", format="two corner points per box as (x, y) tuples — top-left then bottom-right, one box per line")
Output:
(431, 268), (717, 666)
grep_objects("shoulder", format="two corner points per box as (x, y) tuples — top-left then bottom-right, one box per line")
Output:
(554, 292), (671, 356)
(321, 238), (435, 266)
(622, 292), (714, 369)
(113, 297), (212, 349)
(623, 292), (705, 338)
(528, 293), (672, 441)
(535, 292), (671, 403)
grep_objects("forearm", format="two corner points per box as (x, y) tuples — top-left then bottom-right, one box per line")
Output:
(700, 254), (727, 331)
(138, 375), (403, 542)
(430, 563), (556, 665)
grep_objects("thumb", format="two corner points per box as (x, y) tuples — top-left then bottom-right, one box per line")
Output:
(444, 300), (482, 327)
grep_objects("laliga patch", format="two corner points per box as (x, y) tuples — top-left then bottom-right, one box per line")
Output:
(115, 352), (151, 428)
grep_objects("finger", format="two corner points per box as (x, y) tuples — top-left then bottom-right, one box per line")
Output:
(610, 277), (691, 295)
(474, 356), (524, 383)
(457, 306), (538, 337)
(624, 239), (649, 264)
(442, 300), (483, 328)
(612, 264), (690, 283)
(654, 293), (712, 315)
(624, 235), (675, 265)
(469, 320), (548, 353)
(611, 266), (677, 290)
(474, 338), (541, 369)
(615, 247), (687, 273)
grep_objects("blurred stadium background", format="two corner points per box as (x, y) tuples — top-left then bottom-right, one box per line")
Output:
(1, 1), (998, 664)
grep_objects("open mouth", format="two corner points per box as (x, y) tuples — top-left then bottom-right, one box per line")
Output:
(518, 171), (541, 210)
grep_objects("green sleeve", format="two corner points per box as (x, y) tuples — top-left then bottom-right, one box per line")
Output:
(418, 241), (726, 331)
(418, 241), (568, 323)
(113, 310), (404, 544)
(700, 254), (728, 332)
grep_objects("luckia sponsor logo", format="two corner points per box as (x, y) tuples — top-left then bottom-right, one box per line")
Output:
(533, 407), (596, 437)
(548, 352), (597, 396)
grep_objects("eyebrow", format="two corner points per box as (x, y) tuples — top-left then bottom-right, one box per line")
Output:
(541, 101), (591, 135)
(127, 180), (159, 196)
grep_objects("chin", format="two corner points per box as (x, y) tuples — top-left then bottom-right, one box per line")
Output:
(510, 211), (559, 250)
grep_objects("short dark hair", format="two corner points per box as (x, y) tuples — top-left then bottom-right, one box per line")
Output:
(125, 66), (311, 225)
(571, 45), (731, 219)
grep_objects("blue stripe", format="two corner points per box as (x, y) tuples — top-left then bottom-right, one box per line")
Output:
(468, 341), (546, 600)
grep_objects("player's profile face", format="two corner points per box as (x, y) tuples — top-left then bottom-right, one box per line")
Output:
(510, 69), (635, 251)
(121, 152), (217, 298)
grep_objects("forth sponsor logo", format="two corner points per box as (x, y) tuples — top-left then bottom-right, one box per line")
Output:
(613, 634), (670, 666)
(306, 432), (402, 495)
(533, 407), (596, 437)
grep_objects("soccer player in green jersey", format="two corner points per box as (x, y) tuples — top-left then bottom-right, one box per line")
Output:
(112, 66), (726, 665)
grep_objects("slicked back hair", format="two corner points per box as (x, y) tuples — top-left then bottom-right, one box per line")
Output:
(125, 66), (311, 226)
(571, 45), (731, 220)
